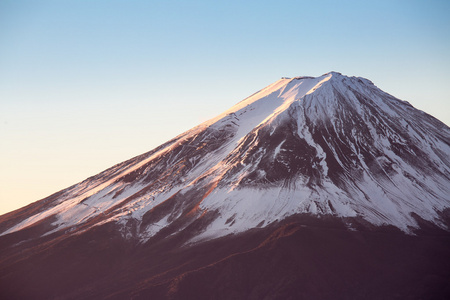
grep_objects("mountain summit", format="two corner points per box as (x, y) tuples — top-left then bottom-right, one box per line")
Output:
(2, 72), (448, 241)
(1, 72), (450, 299)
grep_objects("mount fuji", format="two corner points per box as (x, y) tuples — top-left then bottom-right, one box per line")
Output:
(1, 72), (449, 299)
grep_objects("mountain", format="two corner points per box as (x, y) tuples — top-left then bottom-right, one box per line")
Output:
(1, 72), (450, 299)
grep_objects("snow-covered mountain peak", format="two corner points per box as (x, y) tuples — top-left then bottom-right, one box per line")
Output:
(1, 73), (449, 244)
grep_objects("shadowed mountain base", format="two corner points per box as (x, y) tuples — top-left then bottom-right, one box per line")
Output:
(1, 216), (449, 300)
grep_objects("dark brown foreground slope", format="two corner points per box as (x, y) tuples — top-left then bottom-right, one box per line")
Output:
(1, 215), (450, 300)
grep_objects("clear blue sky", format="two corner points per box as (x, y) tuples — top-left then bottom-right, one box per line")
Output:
(1, 0), (449, 215)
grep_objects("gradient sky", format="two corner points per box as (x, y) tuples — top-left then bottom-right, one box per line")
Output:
(1, 0), (449, 215)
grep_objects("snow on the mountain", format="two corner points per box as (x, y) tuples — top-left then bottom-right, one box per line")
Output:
(1, 72), (449, 243)
(273, 140), (285, 159)
(190, 179), (358, 243)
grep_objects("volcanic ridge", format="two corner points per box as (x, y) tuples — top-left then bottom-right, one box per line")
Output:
(1, 72), (449, 299)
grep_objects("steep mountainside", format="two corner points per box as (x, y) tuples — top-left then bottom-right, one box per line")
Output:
(1, 72), (449, 299)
